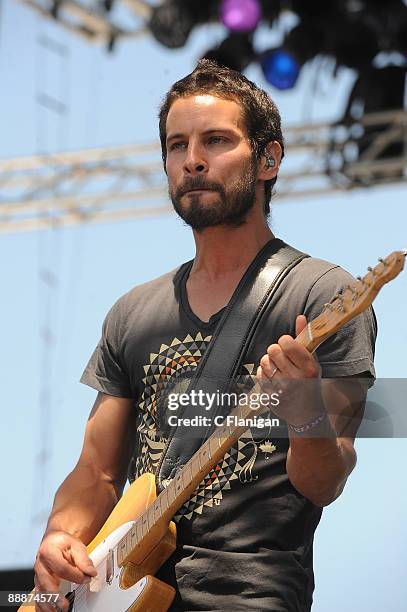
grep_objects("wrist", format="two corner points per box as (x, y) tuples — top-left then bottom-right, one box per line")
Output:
(288, 410), (334, 437)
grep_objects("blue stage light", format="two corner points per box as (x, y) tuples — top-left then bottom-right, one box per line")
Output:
(260, 49), (301, 90)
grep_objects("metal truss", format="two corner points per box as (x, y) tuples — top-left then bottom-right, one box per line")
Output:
(18, 0), (152, 47)
(1, 110), (406, 233)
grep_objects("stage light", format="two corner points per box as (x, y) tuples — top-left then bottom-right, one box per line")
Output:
(330, 19), (378, 69)
(149, 1), (196, 49)
(260, 49), (300, 90)
(219, 0), (262, 33)
(202, 33), (255, 72)
(260, 22), (321, 89)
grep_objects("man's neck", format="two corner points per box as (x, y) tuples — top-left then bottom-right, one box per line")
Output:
(190, 223), (274, 281)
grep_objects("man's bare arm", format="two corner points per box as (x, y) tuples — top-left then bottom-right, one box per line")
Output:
(286, 376), (368, 507)
(43, 392), (136, 543)
(34, 392), (135, 610)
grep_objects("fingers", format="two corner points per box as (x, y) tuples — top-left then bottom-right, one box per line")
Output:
(34, 560), (68, 612)
(295, 314), (308, 337)
(69, 543), (97, 577)
(259, 335), (320, 380)
(34, 556), (60, 597)
(34, 532), (97, 612)
(260, 341), (310, 378)
(38, 544), (90, 584)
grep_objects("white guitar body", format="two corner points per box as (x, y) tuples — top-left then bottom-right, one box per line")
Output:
(64, 522), (149, 612)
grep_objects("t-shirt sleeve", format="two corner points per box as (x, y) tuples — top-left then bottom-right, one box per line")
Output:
(304, 266), (377, 379)
(80, 301), (132, 397)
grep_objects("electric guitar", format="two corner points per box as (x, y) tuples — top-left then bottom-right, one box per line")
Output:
(21, 250), (405, 611)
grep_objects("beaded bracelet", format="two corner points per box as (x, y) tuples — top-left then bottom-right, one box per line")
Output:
(288, 410), (328, 434)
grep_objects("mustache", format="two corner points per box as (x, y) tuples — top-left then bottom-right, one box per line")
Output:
(176, 178), (224, 197)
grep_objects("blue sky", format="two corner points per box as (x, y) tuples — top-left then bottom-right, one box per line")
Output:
(0, 1), (406, 609)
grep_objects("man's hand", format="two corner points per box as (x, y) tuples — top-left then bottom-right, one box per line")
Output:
(257, 314), (327, 428)
(259, 314), (318, 379)
(34, 530), (97, 612)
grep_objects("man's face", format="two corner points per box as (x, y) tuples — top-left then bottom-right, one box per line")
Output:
(165, 95), (259, 230)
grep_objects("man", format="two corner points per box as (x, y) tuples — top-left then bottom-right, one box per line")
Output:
(34, 60), (376, 611)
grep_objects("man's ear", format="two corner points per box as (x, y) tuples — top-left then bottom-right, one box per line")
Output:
(258, 141), (282, 181)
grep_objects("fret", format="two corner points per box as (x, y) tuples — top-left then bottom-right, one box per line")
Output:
(188, 461), (194, 484)
(130, 526), (137, 546)
(165, 486), (171, 509)
(153, 498), (161, 522)
(200, 445), (208, 465)
(174, 472), (184, 497)
(158, 492), (167, 514)
(208, 436), (218, 457)
(141, 512), (149, 536)
(136, 517), (142, 543)
(191, 456), (200, 477)
(166, 483), (176, 505)
(147, 507), (153, 530)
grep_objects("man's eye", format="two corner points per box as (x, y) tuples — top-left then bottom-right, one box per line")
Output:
(170, 142), (186, 151)
(208, 136), (226, 144)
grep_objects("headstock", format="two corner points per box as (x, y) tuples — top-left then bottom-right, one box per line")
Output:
(309, 250), (406, 348)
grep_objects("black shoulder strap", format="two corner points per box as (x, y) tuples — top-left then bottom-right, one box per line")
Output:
(155, 238), (309, 491)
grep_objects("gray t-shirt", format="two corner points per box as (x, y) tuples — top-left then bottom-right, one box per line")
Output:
(81, 239), (376, 611)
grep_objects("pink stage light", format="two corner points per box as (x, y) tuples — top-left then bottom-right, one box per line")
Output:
(219, 0), (262, 33)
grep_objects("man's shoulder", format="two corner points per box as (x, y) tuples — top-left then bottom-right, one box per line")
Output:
(296, 255), (353, 279)
(289, 255), (356, 294)
(275, 253), (359, 320)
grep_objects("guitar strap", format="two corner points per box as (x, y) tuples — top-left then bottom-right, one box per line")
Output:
(128, 238), (309, 490)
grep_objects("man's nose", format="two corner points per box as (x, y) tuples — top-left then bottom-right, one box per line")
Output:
(183, 143), (208, 175)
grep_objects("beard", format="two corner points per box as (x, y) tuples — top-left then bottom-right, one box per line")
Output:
(169, 155), (258, 231)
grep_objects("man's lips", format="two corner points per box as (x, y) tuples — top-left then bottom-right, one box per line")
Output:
(184, 188), (212, 194)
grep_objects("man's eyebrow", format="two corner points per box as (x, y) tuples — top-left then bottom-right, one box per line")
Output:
(166, 128), (239, 144)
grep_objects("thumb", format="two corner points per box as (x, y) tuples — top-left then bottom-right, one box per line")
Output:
(70, 544), (97, 578)
(295, 314), (308, 337)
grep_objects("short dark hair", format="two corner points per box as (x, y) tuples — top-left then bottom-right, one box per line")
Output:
(158, 59), (285, 215)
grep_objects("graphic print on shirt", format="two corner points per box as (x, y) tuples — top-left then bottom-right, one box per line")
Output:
(134, 333), (279, 521)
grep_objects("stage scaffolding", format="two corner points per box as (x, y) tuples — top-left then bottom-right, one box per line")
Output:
(1, 110), (406, 233)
